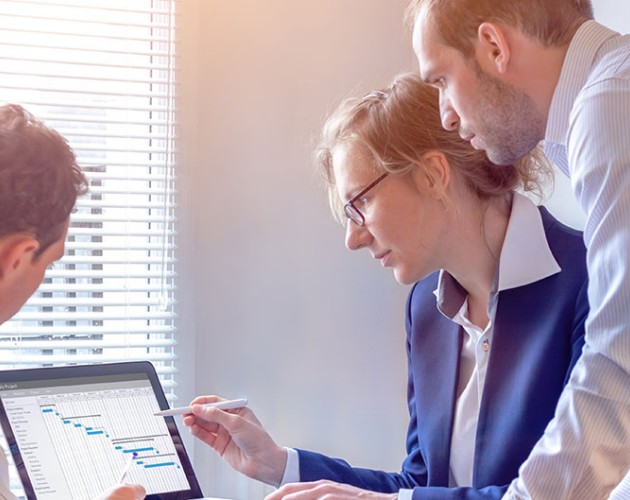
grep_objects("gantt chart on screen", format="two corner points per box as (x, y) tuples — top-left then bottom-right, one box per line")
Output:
(1, 377), (191, 499)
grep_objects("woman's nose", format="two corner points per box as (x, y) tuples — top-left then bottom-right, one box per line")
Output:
(345, 221), (370, 251)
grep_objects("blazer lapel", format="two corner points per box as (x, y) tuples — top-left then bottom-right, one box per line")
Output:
(411, 315), (462, 484)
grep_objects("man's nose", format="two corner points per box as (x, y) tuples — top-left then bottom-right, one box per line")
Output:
(439, 94), (459, 132)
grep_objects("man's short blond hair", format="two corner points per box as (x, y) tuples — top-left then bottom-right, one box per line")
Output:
(406, 0), (593, 59)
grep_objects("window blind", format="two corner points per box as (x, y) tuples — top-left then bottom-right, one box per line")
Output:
(0, 0), (178, 393)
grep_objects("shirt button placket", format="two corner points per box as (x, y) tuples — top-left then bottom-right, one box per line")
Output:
(481, 338), (490, 352)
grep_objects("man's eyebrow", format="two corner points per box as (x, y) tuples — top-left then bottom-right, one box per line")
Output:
(418, 66), (433, 83)
(416, 54), (434, 80)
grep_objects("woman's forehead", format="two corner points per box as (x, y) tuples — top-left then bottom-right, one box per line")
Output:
(332, 143), (381, 182)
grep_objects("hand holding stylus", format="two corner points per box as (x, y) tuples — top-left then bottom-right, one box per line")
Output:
(181, 395), (287, 487)
(154, 398), (248, 416)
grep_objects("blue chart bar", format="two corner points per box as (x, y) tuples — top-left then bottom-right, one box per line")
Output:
(125, 447), (154, 454)
(42, 409), (53, 413)
(87, 430), (104, 435)
(145, 462), (176, 469)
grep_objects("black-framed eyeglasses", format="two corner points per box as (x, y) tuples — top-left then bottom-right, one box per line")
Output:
(343, 173), (388, 226)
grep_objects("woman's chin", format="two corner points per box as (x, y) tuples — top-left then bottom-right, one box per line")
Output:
(393, 269), (414, 286)
(394, 266), (431, 286)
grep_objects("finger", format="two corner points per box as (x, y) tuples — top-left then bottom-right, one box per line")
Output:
(191, 403), (242, 428)
(265, 488), (313, 500)
(189, 394), (224, 406)
(127, 484), (146, 499)
(265, 489), (284, 500)
(99, 483), (147, 500)
(266, 480), (324, 499)
(184, 415), (221, 434)
(189, 423), (220, 449)
(189, 422), (236, 458)
(210, 425), (235, 457)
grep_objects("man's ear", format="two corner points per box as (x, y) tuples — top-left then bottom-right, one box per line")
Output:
(0, 235), (40, 281)
(477, 22), (511, 74)
(413, 151), (451, 199)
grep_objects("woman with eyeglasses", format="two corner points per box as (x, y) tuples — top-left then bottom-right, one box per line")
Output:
(183, 73), (588, 500)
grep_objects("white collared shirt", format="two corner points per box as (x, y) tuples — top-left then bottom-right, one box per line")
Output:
(506, 20), (630, 500)
(281, 194), (561, 498)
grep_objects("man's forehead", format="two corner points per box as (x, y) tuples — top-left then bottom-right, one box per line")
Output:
(411, 12), (441, 79)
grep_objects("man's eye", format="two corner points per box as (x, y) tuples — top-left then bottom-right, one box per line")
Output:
(427, 75), (443, 87)
(357, 196), (368, 206)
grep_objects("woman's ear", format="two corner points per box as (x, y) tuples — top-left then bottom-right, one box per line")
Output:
(0, 235), (40, 281)
(413, 151), (451, 199)
(477, 22), (511, 75)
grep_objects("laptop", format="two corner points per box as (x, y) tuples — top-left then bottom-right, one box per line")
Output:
(0, 361), (206, 500)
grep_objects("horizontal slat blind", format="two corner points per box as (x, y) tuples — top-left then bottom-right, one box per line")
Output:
(0, 2), (178, 495)
(0, 0), (177, 393)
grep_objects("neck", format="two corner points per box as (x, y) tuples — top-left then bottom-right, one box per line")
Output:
(506, 32), (572, 127)
(447, 195), (511, 329)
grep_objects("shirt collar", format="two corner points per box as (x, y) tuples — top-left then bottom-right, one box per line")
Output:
(545, 20), (619, 147)
(498, 192), (560, 290)
(435, 193), (561, 318)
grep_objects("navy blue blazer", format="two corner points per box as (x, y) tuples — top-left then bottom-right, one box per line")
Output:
(297, 207), (589, 499)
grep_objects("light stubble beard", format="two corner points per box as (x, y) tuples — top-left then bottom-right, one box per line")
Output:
(472, 65), (546, 166)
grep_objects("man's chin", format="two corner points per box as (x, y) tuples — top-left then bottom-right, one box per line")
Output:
(485, 147), (521, 166)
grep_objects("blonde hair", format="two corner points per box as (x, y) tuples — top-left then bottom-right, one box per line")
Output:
(316, 73), (552, 220)
(406, 0), (593, 59)
(316, 73), (550, 222)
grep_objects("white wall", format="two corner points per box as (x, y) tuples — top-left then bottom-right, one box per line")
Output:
(175, 2), (630, 499)
(177, 2), (414, 498)
(594, 0), (630, 32)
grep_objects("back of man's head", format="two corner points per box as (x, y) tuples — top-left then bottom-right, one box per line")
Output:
(0, 104), (87, 255)
(406, 0), (594, 59)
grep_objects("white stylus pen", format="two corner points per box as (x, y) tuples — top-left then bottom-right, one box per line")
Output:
(154, 398), (248, 417)
(118, 452), (138, 483)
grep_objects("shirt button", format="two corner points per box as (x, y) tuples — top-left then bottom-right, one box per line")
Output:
(482, 339), (490, 352)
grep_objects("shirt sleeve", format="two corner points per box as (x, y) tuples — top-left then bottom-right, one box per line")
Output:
(0, 447), (8, 490)
(0, 445), (15, 500)
(505, 75), (630, 499)
(280, 447), (301, 485)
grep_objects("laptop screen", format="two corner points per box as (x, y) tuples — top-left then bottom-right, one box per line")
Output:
(0, 361), (203, 500)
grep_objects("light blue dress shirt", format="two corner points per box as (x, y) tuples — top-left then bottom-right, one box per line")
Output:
(505, 20), (630, 500)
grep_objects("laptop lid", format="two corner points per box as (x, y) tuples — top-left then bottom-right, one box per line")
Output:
(0, 361), (204, 500)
